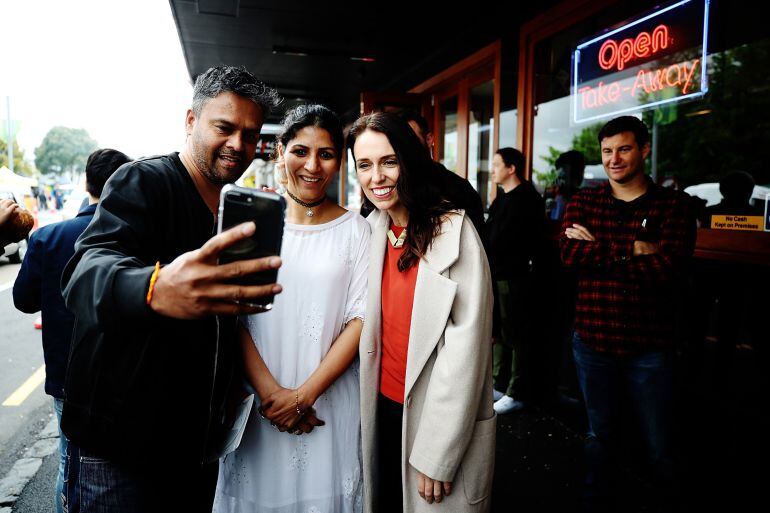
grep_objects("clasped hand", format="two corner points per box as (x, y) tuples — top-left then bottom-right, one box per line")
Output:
(259, 386), (325, 435)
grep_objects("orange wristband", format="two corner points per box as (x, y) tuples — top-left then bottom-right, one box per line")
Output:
(145, 261), (161, 305)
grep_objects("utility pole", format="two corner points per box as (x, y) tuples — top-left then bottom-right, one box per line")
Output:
(5, 96), (13, 172)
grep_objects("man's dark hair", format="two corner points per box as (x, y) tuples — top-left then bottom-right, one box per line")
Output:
(277, 104), (344, 156)
(192, 65), (282, 116)
(395, 110), (430, 139)
(496, 147), (526, 177)
(86, 149), (131, 198)
(555, 150), (585, 171)
(555, 150), (586, 192)
(597, 116), (650, 147)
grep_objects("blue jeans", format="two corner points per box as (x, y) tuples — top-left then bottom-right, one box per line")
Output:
(54, 398), (79, 513)
(572, 332), (674, 500)
(77, 450), (218, 513)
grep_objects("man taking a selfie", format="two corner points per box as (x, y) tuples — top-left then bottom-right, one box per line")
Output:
(61, 66), (282, 512)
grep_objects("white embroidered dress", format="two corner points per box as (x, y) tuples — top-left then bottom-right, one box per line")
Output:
(214, 210), (370, 513)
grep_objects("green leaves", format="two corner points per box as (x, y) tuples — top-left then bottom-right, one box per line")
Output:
(34, 126), (97, 177)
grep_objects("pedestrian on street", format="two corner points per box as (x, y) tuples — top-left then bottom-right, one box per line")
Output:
(13, 148), (131, 513)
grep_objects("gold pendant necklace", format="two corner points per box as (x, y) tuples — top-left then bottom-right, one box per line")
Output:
(387, 228), (407, 248)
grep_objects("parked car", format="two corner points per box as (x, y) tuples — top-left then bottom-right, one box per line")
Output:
(684, 182), (770, 208)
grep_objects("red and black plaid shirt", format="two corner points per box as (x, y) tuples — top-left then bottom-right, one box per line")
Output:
(560, 180), (696, 356)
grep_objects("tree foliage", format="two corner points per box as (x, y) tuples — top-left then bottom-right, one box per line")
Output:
(536, 124), (603, 187)
(0, 138), (35, 176)
(642, 39), (770, 187)
(34, 126), (97, 178)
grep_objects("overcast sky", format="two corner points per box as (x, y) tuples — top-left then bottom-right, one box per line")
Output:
(1, 0), (192, 162)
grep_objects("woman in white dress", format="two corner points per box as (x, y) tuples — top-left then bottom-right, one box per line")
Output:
(214, 104), (370, 513)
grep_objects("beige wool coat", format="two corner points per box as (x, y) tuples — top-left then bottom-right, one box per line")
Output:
(360, 209), (496, 513)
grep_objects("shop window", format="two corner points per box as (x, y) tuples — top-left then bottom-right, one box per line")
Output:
(469, 81), (495, 208)
(440, 97), (459, 173)
(529, 1), (770, 232)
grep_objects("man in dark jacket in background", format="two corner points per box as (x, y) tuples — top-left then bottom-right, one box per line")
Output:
(397, 110), (486, 236)
(485, 147), (545, 414)
(13, 148), (131, 513)
(59, 66), (285, 512)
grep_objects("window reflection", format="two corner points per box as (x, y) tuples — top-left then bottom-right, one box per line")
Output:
(470, 81), (494, 209)
(441, 97), (458, 173)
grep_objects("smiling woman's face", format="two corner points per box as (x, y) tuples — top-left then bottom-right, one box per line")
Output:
(353, 129), (402, 212)
(282, 125), (340, 202)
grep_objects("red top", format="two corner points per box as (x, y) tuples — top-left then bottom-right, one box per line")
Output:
(380, 224), (419, 404)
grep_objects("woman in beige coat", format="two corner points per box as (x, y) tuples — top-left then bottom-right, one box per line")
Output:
(347, 112), (495, 513)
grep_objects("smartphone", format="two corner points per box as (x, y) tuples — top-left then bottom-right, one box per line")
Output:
(217, 184), (285, 309)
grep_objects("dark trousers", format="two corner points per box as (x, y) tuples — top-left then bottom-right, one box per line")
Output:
(572, 332), (674, 509)
(77, 450), (218, 513)
(493, 274), (534, 399)
(377, 393), (404, 513)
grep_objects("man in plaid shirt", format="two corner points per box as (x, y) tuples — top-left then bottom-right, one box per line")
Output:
(560, 116), (695, 507)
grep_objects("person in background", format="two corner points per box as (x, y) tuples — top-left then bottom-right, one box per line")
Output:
(549, 150), (585, 221)
(13, 148), (131, 513)
(53, 185), (64, 210)
(700, 170), (761, 228)
(485, 147), (545, 414)
(37, 187), (48, 211)
(561, 115), (696, 511)
(396, 110), (485, 237)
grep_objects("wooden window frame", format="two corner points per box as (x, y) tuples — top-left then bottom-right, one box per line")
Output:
(410, 41), (501, 180)
(515, 0), (616, 179)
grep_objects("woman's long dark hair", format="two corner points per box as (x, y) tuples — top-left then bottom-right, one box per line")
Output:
(347, 112), (453, 271)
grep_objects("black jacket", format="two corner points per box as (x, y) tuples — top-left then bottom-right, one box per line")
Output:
(60, 153), (239, 468)
(13, 203), (97, 398)
(432, 162), (486, 238)
(484, 181), (545, 280)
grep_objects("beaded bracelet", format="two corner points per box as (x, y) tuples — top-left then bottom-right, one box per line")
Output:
(295, 389), (303, 418)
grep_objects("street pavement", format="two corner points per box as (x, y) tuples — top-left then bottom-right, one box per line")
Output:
(1, 205), (76, 512)
(0, 260), (48, 459)
(0, 258), (56, 513)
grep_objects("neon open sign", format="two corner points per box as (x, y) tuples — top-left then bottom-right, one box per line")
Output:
(572, 0), (710, 124)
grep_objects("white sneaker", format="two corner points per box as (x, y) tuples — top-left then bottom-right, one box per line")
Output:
(493, 395), (524, 414)
(493, 389), (505, 402)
